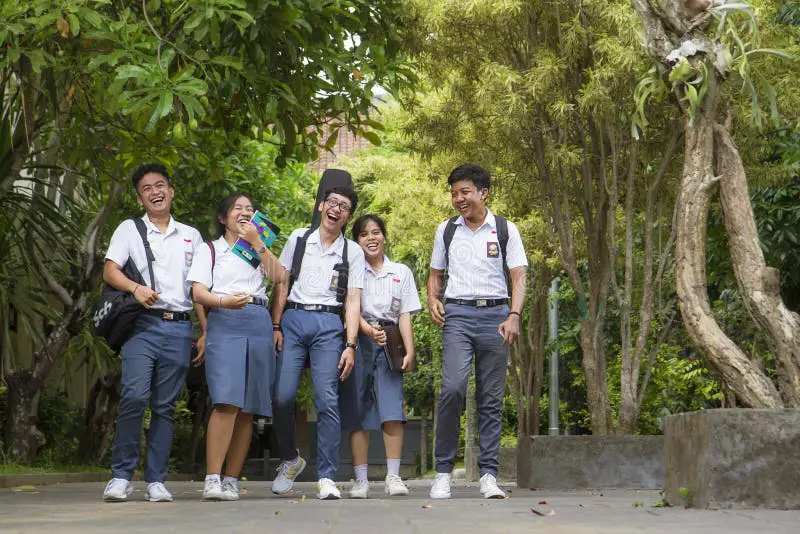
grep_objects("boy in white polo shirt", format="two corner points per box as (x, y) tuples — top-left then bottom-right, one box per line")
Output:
(102, 163), (202, 503)
(427, 163), (528, 500)
(270, 186), (366, 500)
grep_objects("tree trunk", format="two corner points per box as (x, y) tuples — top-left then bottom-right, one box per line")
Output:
(675, 91), (782, 407)
(420, 413), (429, 474)
(714, 124), (800, 406)
(78, 372), (122, 464)
(4, 371), (46, 463)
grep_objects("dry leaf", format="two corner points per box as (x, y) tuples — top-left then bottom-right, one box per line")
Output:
(274, 510), (282, 516)
(300, 494), (306, 502)
(422, 504), (432, 509)
(239, 489), (248, 495)
(56, 16), (70, 37)
(531, 508), (544, 516)
(538, 500), (548, 505)
(14, 485), (38, 492)
(287, 499), (300, 504)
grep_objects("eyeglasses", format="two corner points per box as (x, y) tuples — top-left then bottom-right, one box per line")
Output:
(324, 198), (352, 213)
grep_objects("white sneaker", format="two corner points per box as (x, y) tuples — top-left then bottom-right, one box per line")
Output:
(384, 473), (409, 496)
(271, 456), (307, 494)
(221, 479), (239, 501)
(348, 479), (369, 499)
(317, 478), (341, 500)
(203, 478), (227, 501)
(429, 472), (451, 499)
(479, 473), (506, 499)
(103, 478), (133, 501)
(144, 482), (173, 502)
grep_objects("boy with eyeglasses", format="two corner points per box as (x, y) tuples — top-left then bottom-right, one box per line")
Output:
(270, 186), (365, 500)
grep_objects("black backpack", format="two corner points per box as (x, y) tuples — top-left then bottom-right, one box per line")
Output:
(289, 228), (349, 304)
(90, 218), (156, 352)
(441, 215), (510, 296)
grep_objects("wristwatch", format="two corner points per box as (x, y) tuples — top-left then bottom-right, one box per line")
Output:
(345, 342), (358, 351)
(256, 244), (268, 254)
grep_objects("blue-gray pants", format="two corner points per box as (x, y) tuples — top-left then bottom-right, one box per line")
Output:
(111, 314), (193, 482)
(435, 303), (509, 477)
(273, 309), (344, 480)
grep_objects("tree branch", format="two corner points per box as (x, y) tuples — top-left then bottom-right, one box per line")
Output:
(27, 235), (73, 308)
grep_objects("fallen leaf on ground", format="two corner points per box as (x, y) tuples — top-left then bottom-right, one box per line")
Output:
(531, 507), (556, 517)
(287, 499), (300, 504)
(531, 508), (545, 516)
(13, 485), (38, 492)
(547, 510), (556, 516)
(301, 494), (306, 502)
(274, 510), (282, 515)
(422, 504), (432, 509)
(240, 489), (248, 495)
(538, 500), (548, 505)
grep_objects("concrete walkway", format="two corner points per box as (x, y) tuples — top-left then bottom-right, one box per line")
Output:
(1, 480), (797, 533)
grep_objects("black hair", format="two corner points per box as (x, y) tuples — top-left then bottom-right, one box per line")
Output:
(322, 185), (358, 215)
(132, 163), (171, 190)
(351, 214), (388, 242)
(447, 163), (491, 191)
(216, 192), (255, 237)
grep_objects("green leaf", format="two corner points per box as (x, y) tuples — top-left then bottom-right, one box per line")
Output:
(67, 13), (81, 36)
(211, 56), (243, 70)
(115, 65), (150, 80)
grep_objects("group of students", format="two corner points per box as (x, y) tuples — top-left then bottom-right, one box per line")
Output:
(100, 162), (528, 503)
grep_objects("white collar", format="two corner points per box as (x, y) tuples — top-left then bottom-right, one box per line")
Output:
(142, 213), (177, 236)
(454, 208), (496, 229)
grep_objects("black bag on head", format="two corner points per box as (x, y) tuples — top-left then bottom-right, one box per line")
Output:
(90, 218), (156, 352)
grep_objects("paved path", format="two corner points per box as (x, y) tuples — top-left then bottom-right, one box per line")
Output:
(1, 480), (797, 533)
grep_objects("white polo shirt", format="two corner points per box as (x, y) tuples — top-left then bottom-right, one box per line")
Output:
(430, 209), (527, 300)
(105, 214), (202, 312)
(279, 228), (365, 306)
(187, 237), (268, 299)
(361, 256), (422, 324)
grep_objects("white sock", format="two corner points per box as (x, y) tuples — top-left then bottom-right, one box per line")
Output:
(222, 476), (238, 489)
(354, 464), (369, 482)
(205, 474), (220, 484)
(386, 458), (401, 476)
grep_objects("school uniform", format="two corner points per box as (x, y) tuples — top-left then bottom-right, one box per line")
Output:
(106, 214), (201, 484)
(339, 256), (421, 431)
(272, 228), (366, 480)
(187, 237), (275, 416)
(429, 209), (527, 478)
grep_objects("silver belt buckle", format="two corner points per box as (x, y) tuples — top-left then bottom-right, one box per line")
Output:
(163, 312), (174, 320)
(476, 299), (487, 307)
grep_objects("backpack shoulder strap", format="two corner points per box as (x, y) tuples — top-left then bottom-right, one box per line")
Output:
(289, 228), (315, 289)
(132, 218), (156, 291)
(442, 216), (459, 270)
(495, 215), (509, 268)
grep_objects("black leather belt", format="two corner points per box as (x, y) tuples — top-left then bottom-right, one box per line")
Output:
(286, 302), (342, 314)
(377, 319), (396, 327)
(144, 309), (192, 321)
(444, 298), (508, 308)
(249, 296), (269, 307)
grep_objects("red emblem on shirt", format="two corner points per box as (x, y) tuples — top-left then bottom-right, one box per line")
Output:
(491, 230), (497, 234)
(183, 239), (192, 243)
(393, 278), (401, 283)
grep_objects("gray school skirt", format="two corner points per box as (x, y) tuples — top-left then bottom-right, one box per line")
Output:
(205, 304), (275, 416)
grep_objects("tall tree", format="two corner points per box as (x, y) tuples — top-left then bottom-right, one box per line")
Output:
(401, 0), (679, 433)
(631, 0), (800, 407)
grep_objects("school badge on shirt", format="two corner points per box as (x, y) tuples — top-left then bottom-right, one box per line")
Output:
(487, 242), (500, 258)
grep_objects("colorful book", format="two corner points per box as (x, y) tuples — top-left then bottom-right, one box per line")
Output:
(232, 210), (281, 268)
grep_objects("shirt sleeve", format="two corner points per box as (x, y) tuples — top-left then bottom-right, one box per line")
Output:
(279, 229), (302, 272)
(505, 221), (529, 269)
(105, 220), (133, 267)
(187, 241), (212, 288)
(347, 240), (365, 290)
(429, 221), (447, 270)
(398, 264), (422, 314)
